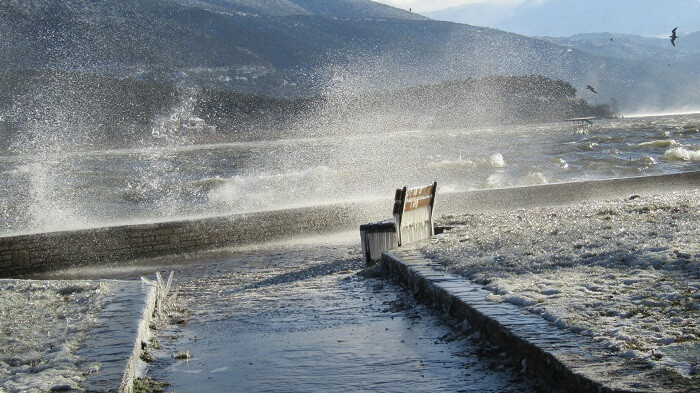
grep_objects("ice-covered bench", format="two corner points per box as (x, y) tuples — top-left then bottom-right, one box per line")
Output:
(360, 182), (437, 265)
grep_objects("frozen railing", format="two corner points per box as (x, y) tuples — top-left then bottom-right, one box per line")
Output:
(360, 182), (437, 265)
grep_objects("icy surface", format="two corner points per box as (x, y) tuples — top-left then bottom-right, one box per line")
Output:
(0, 280), (112, 392)
(422, 191), (699, 378)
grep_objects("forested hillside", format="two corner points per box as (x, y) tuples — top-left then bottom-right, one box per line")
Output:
(0, 72), (615, 151)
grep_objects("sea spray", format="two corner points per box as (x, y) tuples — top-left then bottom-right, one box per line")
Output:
(2, 114), (699, 235)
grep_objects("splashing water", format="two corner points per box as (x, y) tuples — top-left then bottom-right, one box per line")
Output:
(1, 109), (699, 236)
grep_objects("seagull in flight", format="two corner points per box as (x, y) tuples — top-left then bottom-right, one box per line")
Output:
(670, 27), (678, 47)
(586, 85), (598, 94)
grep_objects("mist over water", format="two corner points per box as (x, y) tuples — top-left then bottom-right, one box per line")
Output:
(1, 111), (698, 235)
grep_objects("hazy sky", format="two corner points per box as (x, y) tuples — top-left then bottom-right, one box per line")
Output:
(374, 0), (525, 13)
(374, 0), (700, 37)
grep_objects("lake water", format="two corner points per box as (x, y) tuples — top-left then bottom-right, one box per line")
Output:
(1, 114), (698, 235)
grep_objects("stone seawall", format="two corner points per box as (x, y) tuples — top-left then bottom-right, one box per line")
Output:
(438, 170), (700, 215)
(0, 201), (384, 277)
(1, 171), (697, 277)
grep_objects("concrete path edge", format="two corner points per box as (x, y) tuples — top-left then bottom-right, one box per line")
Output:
(380, 251), (700, 393)
(119, 282), (158, 393)
(380, 251), (599, 393)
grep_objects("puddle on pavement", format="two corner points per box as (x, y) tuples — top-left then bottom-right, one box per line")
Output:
(132, 240), (548, 392)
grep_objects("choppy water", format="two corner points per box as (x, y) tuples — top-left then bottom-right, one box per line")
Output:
(1, 114), (698, 235)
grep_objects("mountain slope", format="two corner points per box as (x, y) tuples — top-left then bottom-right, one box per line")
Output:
(181, 0), (426, 19)
(1, 0), (699, 112)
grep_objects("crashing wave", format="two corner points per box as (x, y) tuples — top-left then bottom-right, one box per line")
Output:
(662, 147), (700, 162)
(638, 139), (679, 148)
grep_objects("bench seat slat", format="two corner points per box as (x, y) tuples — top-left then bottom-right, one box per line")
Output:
(405, 184), (435, 198)
(403, 195), (433, 212)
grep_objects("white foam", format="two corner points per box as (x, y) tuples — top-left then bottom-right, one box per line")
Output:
(0, 281), (112, 392)
(207, 166), (351, 212)
(551, 158), (568, 169)
(521, 172), (548, 186)
(485, 173), (506, 189)
(426, 153), (507, 170)
(662, 147), (700, 161)
(489, 153), (506, 168)
(637, 139), (679, 148)
(426, 158), (475, 169)
(624, 108), (700, 118)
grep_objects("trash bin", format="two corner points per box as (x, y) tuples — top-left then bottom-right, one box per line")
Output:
(359, 219), (398, 265)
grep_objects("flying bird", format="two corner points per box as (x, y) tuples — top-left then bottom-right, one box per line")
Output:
(670, 27), (678, 47)
(586, 85), (598, 94)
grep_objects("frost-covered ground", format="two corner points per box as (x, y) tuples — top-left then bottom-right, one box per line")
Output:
(423, 190), (699, 378)
(0, 280), (112, 393)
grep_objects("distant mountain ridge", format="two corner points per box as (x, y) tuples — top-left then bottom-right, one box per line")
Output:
(1, 0), (699, 113)
(183, 0), (426, 19)
(542, 32), (700, 80)
(423, 0), (700, 38)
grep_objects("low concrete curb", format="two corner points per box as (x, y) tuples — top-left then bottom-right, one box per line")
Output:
(77, 280), (158, 393)
(382, 248), (697, 393)
(120, 281), (158, 393)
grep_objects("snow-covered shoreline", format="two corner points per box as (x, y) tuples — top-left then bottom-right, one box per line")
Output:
(422, 190), (699, 378)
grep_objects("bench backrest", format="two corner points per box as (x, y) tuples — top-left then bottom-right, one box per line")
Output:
(393, 181), (437, 246)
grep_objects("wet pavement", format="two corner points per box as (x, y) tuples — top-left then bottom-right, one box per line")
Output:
(100, 235), (549, 392)
(0, 279), (154, 393)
